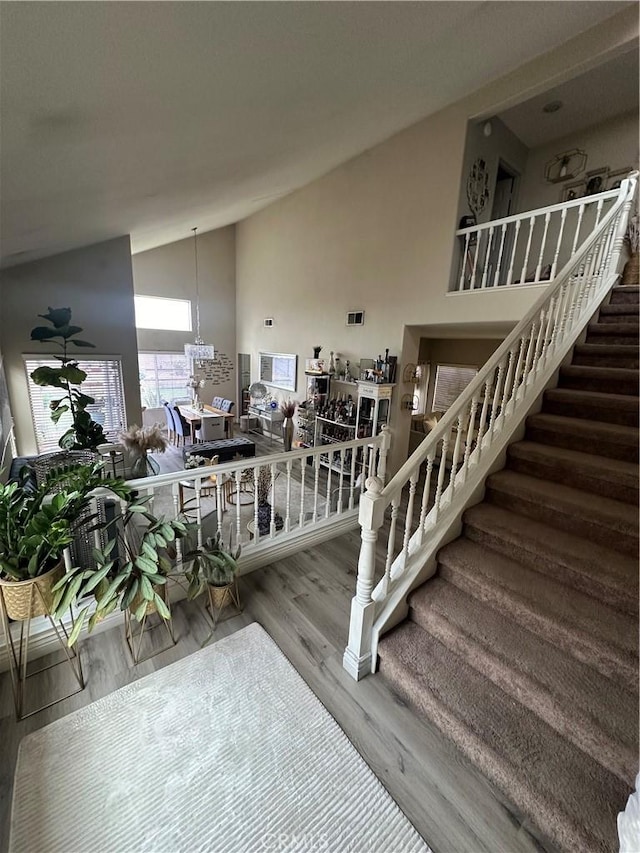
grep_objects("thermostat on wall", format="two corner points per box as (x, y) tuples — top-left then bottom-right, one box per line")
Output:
(263, 318), (274, 327)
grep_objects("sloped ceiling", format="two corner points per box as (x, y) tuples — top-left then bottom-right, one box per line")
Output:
(0, 1), (632, 267)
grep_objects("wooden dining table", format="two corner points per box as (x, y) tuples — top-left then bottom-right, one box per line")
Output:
(179, 405), (235, 438)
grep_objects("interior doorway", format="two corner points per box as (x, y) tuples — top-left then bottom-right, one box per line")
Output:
(488, 160), (520, 284)
(238, 353), (251, 417)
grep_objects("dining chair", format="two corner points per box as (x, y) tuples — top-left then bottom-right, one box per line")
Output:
(172, 406), (192, 446)
(162, 401), (176, 444)
(195, 416), (225, 442)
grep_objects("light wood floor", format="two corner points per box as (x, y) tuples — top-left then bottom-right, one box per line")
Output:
(0, 523), (554, 853)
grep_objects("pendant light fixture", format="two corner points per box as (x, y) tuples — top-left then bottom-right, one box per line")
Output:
(184, 227), (215, 363)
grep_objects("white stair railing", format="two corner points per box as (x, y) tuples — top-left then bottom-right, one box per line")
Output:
(344, 173), (637, 681)
(455, 187), (620, 292)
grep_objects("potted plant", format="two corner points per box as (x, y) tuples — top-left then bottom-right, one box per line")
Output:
(256, 465), (284, 536)
(0, 461), (131, 625)
(185, 532), (241, 619)
(29, 307), (108, 451)
(52, 493), (191, 647)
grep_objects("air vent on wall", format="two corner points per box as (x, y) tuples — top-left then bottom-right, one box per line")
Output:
(346, 310), (365, 327)
(263, 318), (274, 328)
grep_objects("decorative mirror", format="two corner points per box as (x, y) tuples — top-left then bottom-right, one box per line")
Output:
(466, 157), (491, 220)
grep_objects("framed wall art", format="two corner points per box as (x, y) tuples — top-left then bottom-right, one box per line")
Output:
(607, 168), (632, 190)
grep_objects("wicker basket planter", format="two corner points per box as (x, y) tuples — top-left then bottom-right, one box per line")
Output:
(0, 562), (64, 621)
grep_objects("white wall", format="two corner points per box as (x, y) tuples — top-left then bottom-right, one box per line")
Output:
(131, 226), (236, 408)
(518, 110), (639, 212)
(0, 236), (141, 456)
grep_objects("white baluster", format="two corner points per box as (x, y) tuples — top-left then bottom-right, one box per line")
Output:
(511, 338), (528, 404)
(376, 425), (391, 484)
(534, 212), (551, 281)
(325, 450), (333, 519)
(470, 232), (481, 290)
(433, 434), (450, 521)
(488, 360), (506, 437)
(171, 483), (183, 567)
(285, 459), (292, 533)
(235, 469), (241, 545)
(475, 381), (492, 459)
(313, 455), (320, 523)
(492, 223), (507, 288)
(594, 196), (604, 227)
(570, 203), (585, 255)
(458, 232), (471, 291)
(401, 472), (418, 569)
(448, 414), (465, 496)
(337, 449), (345, 514)
(382, 496), (401, 594)
(299, 457), (306, 527)
(550, 207), (567, 279)
(522, 322), (538, 386)
(349, 446), (357, 510)
(270, 462), (276, 537)
(417, 455), (435, 544)
(500, 348), (517, 414)
(461, 397), (478, 482)
(506, 219), (521, 286)
(480, 226), (494, 289)
(518, 215), (536, 285)
(253, 468), (260, 541)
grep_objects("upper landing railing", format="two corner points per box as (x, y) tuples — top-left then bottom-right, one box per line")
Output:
(454, 187), (621, 292)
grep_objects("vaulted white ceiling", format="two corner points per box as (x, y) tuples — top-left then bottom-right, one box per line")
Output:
(0, 1), (632, 267)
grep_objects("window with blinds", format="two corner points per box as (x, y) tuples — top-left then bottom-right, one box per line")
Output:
(138, 352), (191, 408)
(25, 357), (126, 453)
(432, 364), (478, 412)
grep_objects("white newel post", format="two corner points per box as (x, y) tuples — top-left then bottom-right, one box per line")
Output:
(343, 476), (386, 681)
(376, 425), (392, 485)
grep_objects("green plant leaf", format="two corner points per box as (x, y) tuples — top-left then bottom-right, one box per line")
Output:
(135, 555), (157, 574)
(38, 307), (72, 328)
(30, 366), (66, 388)
(95, 574), (126, 610)
(59, 365), (87, 385)
(53, 573), (84, 619)
(134, 600), (148, 622)
(79, 562), (113, 595)
(154, 593), (170, 620)
(139, 574), (154, 601)
(69, 339), (96, 348)
(67, 606), (90, 647)
(121, 577), (139, 610)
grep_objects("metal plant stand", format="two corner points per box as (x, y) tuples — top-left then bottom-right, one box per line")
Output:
(123, 594), (177, 666)
(201, 580), (242, 646)
(0, 586), (85, 720)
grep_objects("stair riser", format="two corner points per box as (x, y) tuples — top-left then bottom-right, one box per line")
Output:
(525, 423), (639, 463)
(610, 289), (640, 305)
(409, 602), (636, 783)
(586, 335), (640, 345)
(438, 560), (638, 691)
(573, 352), (639, 368)
(542, 396), (639, 427)
(559, 371), (638, 396)
(462, 521), (637, 616)
(485, 486), (638, 556)
(596, 314), (639, 324)
(506, 453), (638, 506)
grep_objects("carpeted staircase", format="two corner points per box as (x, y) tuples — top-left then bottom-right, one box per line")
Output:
(378, 284), (639, 853)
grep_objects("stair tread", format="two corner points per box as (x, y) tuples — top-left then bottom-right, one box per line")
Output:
(379, 621), (629, 853)
(486, 468), (638, 529)
(600, 304), (639, 314)
(574, 343), (639, 355)
(463, 502), (638, 606)
(437, 537), (638, 663)
(409, 577), (638, 783)
(508, 440), (639, 493)
(561, 364), (639, 379)
(527, 412), (638, 443)
(587, 322), (639, 333)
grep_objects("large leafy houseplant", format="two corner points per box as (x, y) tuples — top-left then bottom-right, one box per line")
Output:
(0, 462), (130, 583)
(52, 494), (191, 645)
(185, 532), (241, 599)
(30, 307), (108, 450)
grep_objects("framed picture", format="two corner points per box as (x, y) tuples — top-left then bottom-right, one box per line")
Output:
(584, 167), (609, 196)
(607, 168), (632, 191)
(560, 180), (584, 202)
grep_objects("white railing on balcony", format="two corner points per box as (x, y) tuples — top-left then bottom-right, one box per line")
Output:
(344, 172), (637, 681)
(454, 187), (620, 292)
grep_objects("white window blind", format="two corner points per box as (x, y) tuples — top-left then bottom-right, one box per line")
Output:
(432, 364), (478, 412)
(25, 357), (126, 453)
(138, 352), (191, 408)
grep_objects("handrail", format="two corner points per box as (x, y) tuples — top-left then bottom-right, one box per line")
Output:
(343, 172), (637, 681)
(456, 187), (619, 235)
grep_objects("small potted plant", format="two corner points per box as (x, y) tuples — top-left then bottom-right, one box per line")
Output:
(185, 532), (242, 624)
(280, 399), (297, 451)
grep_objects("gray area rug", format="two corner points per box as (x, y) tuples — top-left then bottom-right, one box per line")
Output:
(10, 623), (429, 853)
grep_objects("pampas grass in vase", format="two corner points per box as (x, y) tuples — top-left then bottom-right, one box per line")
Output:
(119, 424), (168, 478)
